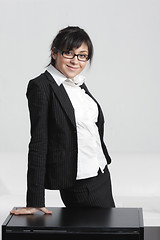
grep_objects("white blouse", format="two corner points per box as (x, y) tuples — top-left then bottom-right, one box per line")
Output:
(47, 65), (107, 179)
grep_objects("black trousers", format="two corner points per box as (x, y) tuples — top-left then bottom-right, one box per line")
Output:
(60, 166), (115, 208)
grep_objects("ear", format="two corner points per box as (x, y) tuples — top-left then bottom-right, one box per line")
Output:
(52, 48), (57, 60)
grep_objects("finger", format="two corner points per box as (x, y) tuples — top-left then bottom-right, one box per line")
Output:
(39, 207), (52, 214)
(10, 208), (38, 215)
(10, 209), (25, 215)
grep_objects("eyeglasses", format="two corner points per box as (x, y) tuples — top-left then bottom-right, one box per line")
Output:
(55, 48), (89, 62)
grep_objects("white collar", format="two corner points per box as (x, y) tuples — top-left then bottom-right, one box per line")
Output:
(46, 64), (85, 87)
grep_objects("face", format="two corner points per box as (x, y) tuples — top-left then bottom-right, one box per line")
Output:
(52, 42), (88, 80)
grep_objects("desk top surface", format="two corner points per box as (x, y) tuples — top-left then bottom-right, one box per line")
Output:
(4, 207), (143, 231)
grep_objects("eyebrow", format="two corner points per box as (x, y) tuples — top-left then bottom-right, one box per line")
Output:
(78, 50), (88, 53)
(69, 49), (88, 54)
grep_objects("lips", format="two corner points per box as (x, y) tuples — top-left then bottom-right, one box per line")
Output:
(66, 65), (79, 70)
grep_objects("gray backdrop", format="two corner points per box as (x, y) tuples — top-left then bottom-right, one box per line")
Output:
(0, 0), (160, 155)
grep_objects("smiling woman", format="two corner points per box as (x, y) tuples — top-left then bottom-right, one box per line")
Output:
(52, 42), (88, 80)
(10, 26), (115, 216)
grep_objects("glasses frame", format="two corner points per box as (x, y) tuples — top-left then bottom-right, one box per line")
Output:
(55, 48), (89, 62)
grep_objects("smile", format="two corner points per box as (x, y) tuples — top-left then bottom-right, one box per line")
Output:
(66, 65), (79, 70)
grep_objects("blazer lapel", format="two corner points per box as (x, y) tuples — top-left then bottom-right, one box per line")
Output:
(45, 71), (76, 127)
(81, 83), (104, 124)
(80, 83), (98, 103)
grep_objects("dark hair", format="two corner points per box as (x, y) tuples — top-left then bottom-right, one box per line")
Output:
(48, 26), (94, 66)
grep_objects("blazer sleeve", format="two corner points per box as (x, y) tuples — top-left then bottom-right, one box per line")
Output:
(26, 79), (49, 207)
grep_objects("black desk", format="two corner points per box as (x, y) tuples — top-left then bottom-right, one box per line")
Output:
(2, 207), (144, 240)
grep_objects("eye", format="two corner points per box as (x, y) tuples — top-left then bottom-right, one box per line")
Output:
(78, 54), (88, 61)
(79, 54), (87, 59)
(64, 51), (74, 56)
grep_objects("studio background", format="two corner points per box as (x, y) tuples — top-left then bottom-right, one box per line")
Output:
(0, 0), (160, 231)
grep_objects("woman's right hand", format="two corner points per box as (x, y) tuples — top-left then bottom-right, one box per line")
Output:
(10, 207), (52, 215)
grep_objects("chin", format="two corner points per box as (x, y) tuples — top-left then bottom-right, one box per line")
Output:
(67, 74), (76, 79)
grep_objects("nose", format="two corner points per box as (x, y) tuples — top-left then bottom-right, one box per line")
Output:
(70, 55), (79, 64)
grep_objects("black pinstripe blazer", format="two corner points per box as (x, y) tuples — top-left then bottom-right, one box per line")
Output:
(26, 70), (111, 207)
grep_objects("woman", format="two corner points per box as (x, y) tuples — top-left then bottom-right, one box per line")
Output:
(11, 26), (115, 215)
